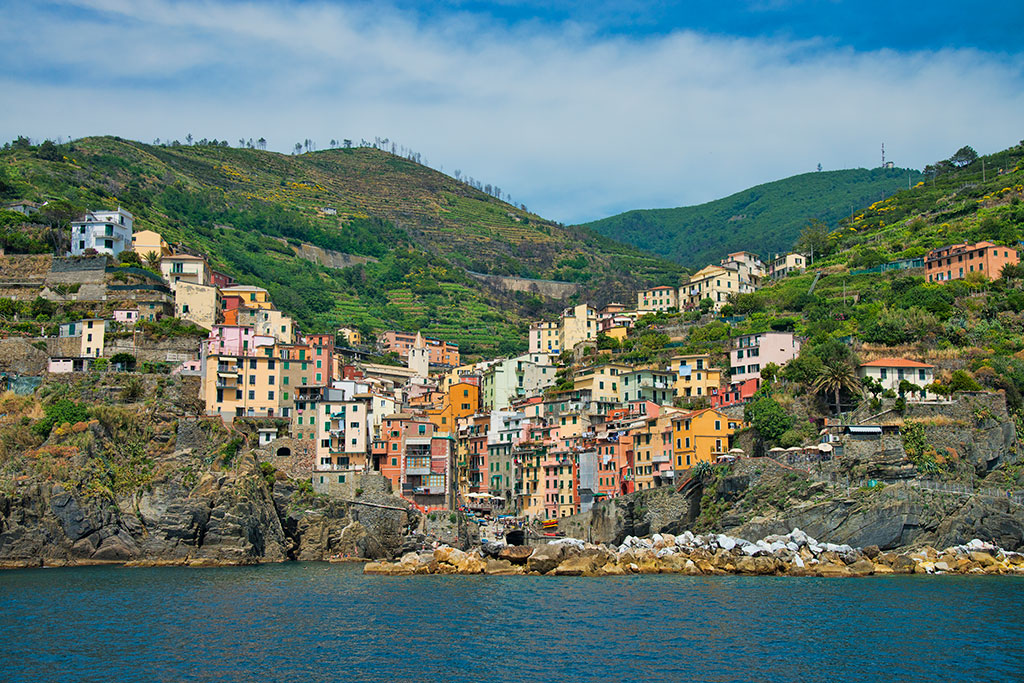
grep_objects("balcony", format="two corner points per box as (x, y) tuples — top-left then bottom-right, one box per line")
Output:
(406, 465), (431, 476)
(652, 454), (671, 464)
(403, 484), (445, 496)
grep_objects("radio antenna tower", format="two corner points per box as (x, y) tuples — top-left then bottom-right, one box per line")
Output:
(881, 142), (885, 167)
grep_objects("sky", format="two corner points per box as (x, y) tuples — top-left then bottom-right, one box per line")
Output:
(1, 0), (1023, 223)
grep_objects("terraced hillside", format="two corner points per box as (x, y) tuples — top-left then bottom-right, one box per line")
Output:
(586, 167), (922, 268)
(0, 137), (684, 356)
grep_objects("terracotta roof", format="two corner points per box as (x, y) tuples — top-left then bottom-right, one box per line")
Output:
(860, 357), (934, 369)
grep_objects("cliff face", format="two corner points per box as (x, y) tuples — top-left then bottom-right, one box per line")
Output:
(728, 485), (1024, 552)
(0, 460), (418, 568)
(0, 381), (419, 568)
(561, 456), (1024, 553)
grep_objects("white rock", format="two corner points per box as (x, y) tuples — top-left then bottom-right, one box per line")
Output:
(785, 542), (799, 552)
(809, 544), (823, 555)
(769, 541), (787, 553)
(793, 555), (805, 568)
(741, 544), (762, 556)
(717, 535), (737, 551)
(679, 531), (695, 545)
(656, 547), (675, 558)
(652, 533), (664, 545)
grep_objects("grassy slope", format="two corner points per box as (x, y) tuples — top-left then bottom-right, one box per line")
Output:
(0, 137), (684, 356)
(585, 167), (922, 268)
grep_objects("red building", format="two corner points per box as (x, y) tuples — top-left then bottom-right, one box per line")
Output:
(709, 378), (760, 408)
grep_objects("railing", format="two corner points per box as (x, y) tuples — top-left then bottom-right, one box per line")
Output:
(809, 471), (1024, 505)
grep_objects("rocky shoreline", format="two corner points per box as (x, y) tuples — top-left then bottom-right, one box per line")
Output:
(364, 529), (1024, 577)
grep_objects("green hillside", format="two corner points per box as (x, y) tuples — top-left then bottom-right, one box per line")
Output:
(585, 167), (922, 267)
(0, 136), (683, 356)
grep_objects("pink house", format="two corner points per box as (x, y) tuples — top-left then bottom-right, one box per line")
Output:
(205, 325), (275, 357)
(113, 309), (139, 325)
(730, 331), (801, 383)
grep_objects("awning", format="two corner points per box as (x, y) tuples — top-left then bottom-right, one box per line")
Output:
(817, 443), (834, 452)
(217, 372), (236, 378)
(846, 426), (882, 434)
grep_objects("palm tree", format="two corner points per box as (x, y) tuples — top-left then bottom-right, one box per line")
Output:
(812, 359), (860, 415)
(144, 251), (160, 271)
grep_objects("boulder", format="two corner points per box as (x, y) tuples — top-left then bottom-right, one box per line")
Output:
(484, 558), (521, 575)
(497, 545), (533, 565)
(846, 559), (875, 577)
(526, 543), (568, 574)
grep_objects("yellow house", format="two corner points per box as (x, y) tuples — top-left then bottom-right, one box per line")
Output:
(560, 303), (597, 351)
(679, 265), (740, 311)
(637, 285), (679, 313)
(204, 343), (282, 420)
(79, 318), (106, 358)
(221, 285), (273, 310)
(573, 362), (630, 403)
(671, 408), (742, 470)
(630, 410), (678, 490)
(669, 354), (722, 400)
(529, 320), (561, 354)
(337, 327), (362, 346)
(132, 229), (170, 259)
(160, 254), (211, 291)
(602, 325), (629, 343)
(175, 281), (221, 330)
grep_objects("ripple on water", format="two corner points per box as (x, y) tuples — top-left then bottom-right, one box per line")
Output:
(1, 564), (1022, 683)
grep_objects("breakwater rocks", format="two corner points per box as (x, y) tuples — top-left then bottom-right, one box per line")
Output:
(363, 530), (1024, 578)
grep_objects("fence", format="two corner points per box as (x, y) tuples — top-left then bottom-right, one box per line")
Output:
(850, 257), (925, 276)
(809, 471), (1024, 505)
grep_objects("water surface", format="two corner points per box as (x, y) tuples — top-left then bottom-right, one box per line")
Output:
(1, 563), (1021, 682)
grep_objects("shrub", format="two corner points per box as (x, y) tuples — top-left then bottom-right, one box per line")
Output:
(32, 399), (90, 438)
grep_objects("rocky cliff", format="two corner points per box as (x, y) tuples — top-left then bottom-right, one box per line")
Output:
(0, 377), (420, 568)
(561, 456), (1024, 552)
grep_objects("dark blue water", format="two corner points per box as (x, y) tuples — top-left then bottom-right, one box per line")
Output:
(1, 563), (1021, 682)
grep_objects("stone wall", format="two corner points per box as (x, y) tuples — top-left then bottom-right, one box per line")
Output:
(0, 338), (49, 375)
(292, 242), (377, 270)
(253, 437), (314, 480)
(467, 271), (580, 299)
(311, 472), (393, 499)
(105, 336), (201, 363)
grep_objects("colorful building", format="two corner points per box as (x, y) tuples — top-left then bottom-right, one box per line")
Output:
(925, 241), (1019, 282)
(729, 331), (801, 383)
(672, 408), (741, 470)
(637, 285), (679, 313)
(70, 207), (133, 257)
(679, 264), (741, 311)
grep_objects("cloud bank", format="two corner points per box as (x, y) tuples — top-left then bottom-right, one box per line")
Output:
(1, 0), (1022, 223)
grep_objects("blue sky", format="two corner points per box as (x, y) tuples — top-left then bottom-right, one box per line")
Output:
(1, 0), (1022, 223)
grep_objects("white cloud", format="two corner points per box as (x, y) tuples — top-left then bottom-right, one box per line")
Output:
(1, 0), (1022, 223)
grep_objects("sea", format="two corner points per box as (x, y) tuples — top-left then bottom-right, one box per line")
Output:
(1, 563), (1021, 682)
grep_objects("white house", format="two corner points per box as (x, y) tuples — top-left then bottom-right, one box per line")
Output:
(858, 358), (935, 398)
(70, 207), (133, 257)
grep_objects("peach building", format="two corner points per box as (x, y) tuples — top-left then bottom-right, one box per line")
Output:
(926, 241), (1019, 282)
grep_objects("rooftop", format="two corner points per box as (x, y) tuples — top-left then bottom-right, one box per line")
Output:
(860, 357), (935, 369)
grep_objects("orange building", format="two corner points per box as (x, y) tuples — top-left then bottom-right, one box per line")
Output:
(926, 241), (1019, 282)
(429, 382), (480, 436)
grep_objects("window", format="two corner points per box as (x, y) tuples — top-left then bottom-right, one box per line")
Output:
(391, 457), (397, 466)
(268, 391), (274, 400)
(248, 390), (255, 400)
